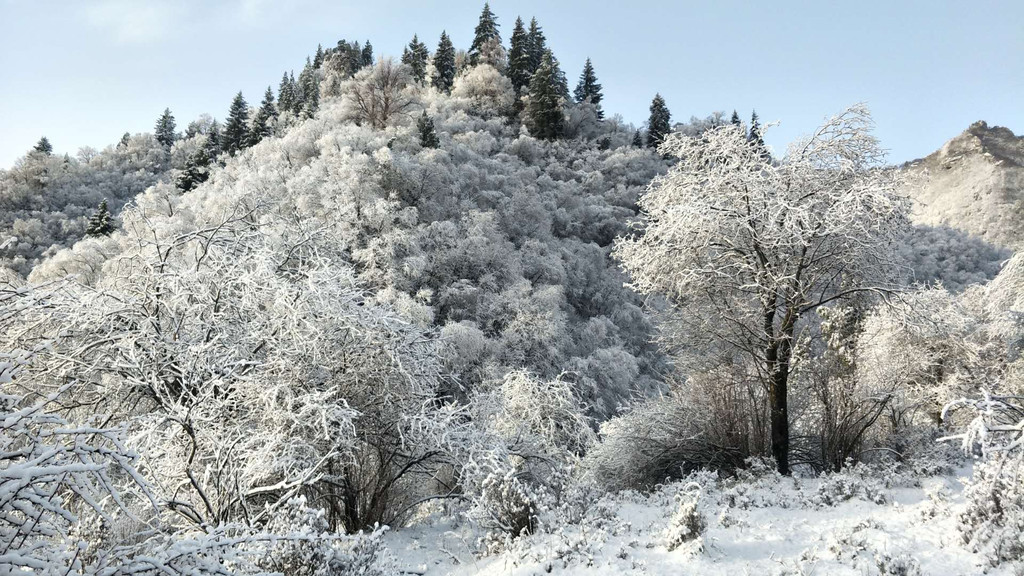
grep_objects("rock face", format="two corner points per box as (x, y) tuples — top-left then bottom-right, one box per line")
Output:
(904, 121), (1024, 249)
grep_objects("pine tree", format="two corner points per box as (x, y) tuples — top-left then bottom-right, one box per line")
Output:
(223, 92), (250, 156)
(573, 58), (604, 119)
(432, 31), (457, 93)
(469, 3), (500, 65)
(33, 137), (52, 154)
(731, 109), (742, 130)
(298, 60), (319, 118)
(748, 110), (770, 160)
(526, 18), (547, 76)
(288, 71), (302, 114)
(249, 86), (277, 147)
(154, 108), (176, 148)
(206, 121), (222, 157)
(402, 35), (430, 83)
(176, 143), (211, 192)
(86, 200), (114, 236)
(507, 17), (531, 94)
(313, 44), (325, 68)
(526, 51), (565, 140)
(632, 130), (643, 147)
(119, 132), (131, 148)
(278, 72), (295, 113)
(646, 94), (671, 149)
(361, 40), (374, 68)
(418, 111), (440, 149)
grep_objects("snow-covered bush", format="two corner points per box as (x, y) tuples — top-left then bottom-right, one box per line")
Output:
(813, 462), (888, 506)
(661, 482), (706, 553)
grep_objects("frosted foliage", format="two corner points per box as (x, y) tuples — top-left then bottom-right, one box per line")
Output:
(451, 64), (515, 118)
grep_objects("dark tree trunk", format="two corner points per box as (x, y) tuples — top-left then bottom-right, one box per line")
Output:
(767, 305), (797, 475)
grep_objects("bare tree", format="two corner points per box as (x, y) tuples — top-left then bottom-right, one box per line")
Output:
(340, 59), (418, 130)
(614, 105), (911, 474)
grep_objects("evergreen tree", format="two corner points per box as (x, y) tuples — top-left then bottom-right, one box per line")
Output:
(154, 108), (177, 148)
(119, 132), (131, 148)
(573, 58), (604, 119)
(223, 92), (250, 156)
(469, 3), (500, 65)
(526, 18), (547, 76)
(288, 71), (302, 114)
(278, 72), (295, 113)
(748, 110), (770, 160)
(298, 60), (319, 118)
(249, 86), (277, 147)
(646, 93), (671, 149)
(731, 109), (742, 130)
(526, 51), (565, 140)
(401, 35), (430, 83)
(507, 17), (531, 94)
(361, 40), (374, 68)
(86, 200), (114, 236)
(632, 130), (643, 147)
(176, 143), (211, 192)
(313, 43), (325, 68)
(33, 137), (52, 155)
(417, 111), (440, 149)
(432, 31), (457, 93)
(206, 121), (222, 157)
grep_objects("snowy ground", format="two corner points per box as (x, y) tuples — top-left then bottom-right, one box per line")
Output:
(387, 466), (1013, 576)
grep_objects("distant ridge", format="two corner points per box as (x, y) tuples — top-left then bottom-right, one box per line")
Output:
(904, 121), (1024, 249)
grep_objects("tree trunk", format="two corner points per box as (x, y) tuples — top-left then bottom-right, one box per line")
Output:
(767, 307), (797, 475)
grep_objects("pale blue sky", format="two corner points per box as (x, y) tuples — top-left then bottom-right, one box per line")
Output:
(1, 0), (1021, 168)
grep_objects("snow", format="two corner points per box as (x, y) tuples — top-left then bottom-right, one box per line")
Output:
(386, 470), (1011, 576)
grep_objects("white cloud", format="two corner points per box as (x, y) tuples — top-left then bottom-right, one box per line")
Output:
(83, 0), (189, 44)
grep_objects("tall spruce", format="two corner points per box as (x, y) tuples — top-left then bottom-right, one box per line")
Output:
(401, 35), (430, 83)
(298, 60), (319, 118)
(417, 111), (440, 149)
(526, 18), (547, 76)
(33, 137), (52, 155)
(86, 200), (114, 236)
(223, 91), (250, 156)
(278, 72), (295, 112)
(154, 108), (176, 148)
(313, 44), (325, 68)
(573, 58), (604, 119)
(646, 93), (671, 149)
(249, 86), (277, 147)
(731, 109), (742, 130)
(361, 40), (374, 68)
(432, 31), (457, 93)
(507, 17), (531, 94)
(632, 130), (643, 147)
(206, 121), (222, 157)
(526, 51), (565, 140)
(748, 110), (770, 160)
(469, 3), (500, 65)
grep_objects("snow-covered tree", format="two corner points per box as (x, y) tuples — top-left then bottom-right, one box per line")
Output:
(468, 3), (501, 65)
(525, 51), (566, 140)
(507, 17), (531, 95)
(646, 93), (671, 148)
(33, 136), (52, 154)
(85, 199), (114, 236)
(401, 34), (430, 83)
(431, 31), (457, 93)
(573, 58), (604, 119)
(223, 91), (250, 155)
(155, 108), (177, 148)
(340, 59), (416, 130)
(614, 105), (912, 474)
(417, 111), (440, 148)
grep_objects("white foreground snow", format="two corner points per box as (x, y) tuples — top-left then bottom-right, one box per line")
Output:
(387, 467), (1012, 576)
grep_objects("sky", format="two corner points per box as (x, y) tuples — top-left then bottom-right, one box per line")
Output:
(0, 0), (1021, 169)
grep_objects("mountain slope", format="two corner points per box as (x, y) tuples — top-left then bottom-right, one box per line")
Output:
(904, 121), (1024, 249)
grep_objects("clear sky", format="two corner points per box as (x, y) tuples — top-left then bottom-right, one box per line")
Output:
(1, 0), (1021, 169)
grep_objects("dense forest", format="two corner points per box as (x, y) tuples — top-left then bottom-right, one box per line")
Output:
(1, 4), (1022, 575)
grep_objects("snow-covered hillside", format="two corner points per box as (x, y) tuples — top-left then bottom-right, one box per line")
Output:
(905, 121), (1024, 250)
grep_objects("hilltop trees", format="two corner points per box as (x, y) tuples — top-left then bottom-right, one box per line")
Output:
(525, 51), (566, 140)
(402, 34), (430, 83)
(615, 105), (911, 474)
(249, 86), (277, 146)
(341, 58), (415, 129)
(574, 58), (604, 119)
(507, 17), (531, 95)
(155, 108), (177, 147)
(469, 3), (501, 65)
(223, 91), (250, 155)
(33, 136), (52, 154)
(432, 31), (457, 93)
(646, 94), (671, 148)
